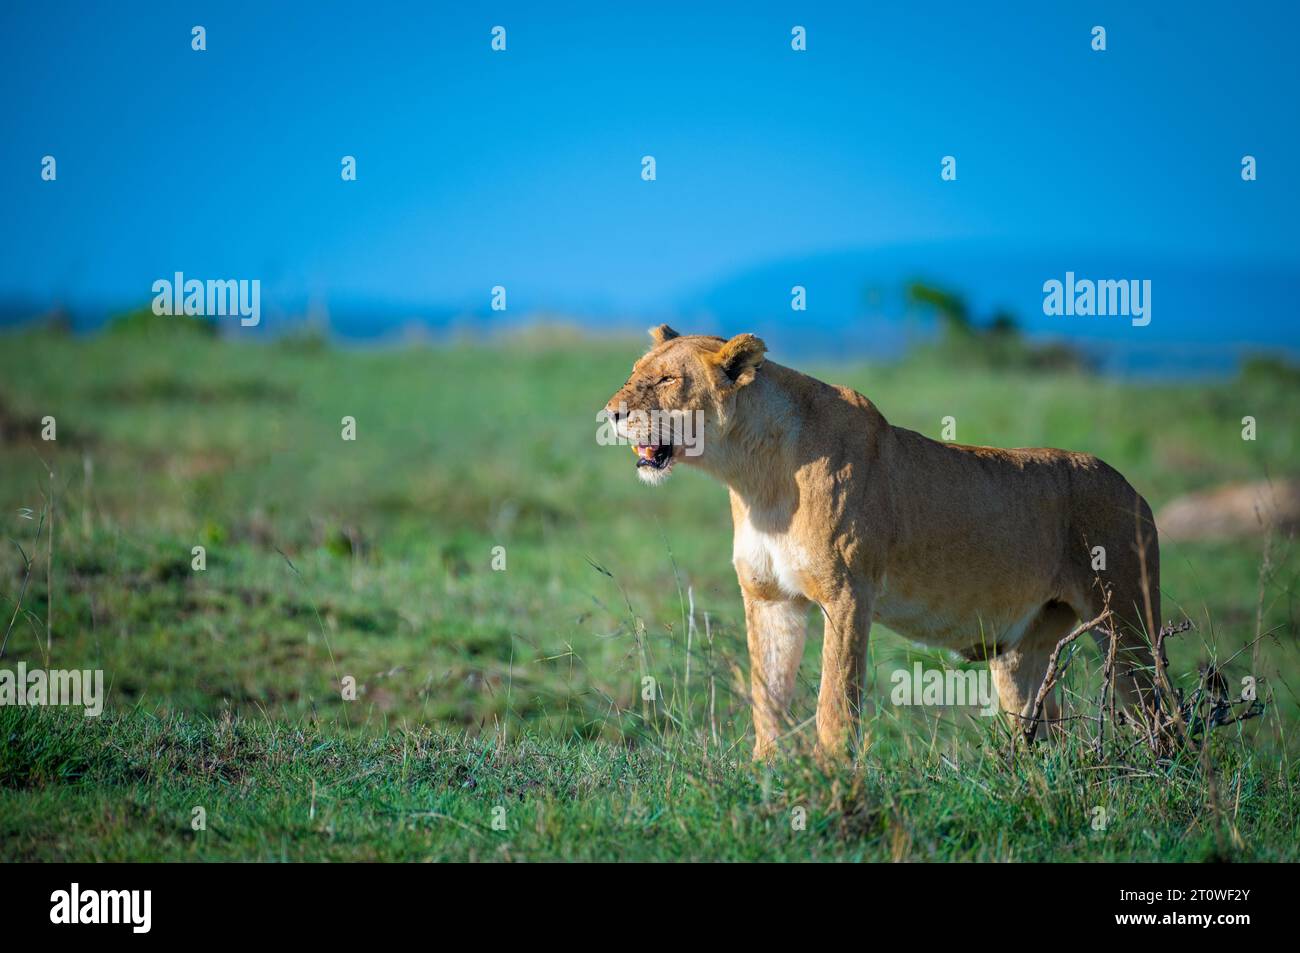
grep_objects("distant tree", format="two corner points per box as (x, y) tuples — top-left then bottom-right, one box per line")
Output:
(987, 309), (1019, 337)
(906, 281), (970, 335)
(898, 281), (1086, 372)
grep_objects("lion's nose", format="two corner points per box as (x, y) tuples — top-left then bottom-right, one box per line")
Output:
(604, 400), (625, 422)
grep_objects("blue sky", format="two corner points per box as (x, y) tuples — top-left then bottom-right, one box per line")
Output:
(2, 1), (1297, 344)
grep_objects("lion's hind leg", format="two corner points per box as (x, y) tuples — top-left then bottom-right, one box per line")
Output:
(1073, 494), (1163, 720)
(988, 602), (1079, 741)
(1078, 569), (1163, 727)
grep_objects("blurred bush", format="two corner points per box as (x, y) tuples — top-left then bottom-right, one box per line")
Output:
(107, 304), (217, 338)
(904, 281), (1092, 373)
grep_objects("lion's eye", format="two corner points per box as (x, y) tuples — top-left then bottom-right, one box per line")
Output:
(656, 376), (676, 387)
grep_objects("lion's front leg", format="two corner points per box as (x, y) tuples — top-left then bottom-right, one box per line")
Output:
(815, 583), (874, 759)
(743, 592), (809, 760)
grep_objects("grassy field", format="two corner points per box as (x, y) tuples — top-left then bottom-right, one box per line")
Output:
(1, 321), (1297, 861)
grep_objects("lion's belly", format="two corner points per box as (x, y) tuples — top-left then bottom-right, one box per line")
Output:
(873, 574), (1046, 652)
(733, 521), (1052, 652)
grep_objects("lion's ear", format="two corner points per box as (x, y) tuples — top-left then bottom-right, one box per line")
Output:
(648, 324), (680, 346)
(715, 333), (767, 384)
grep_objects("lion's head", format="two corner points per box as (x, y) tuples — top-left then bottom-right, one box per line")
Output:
(602, 325), (767, 485)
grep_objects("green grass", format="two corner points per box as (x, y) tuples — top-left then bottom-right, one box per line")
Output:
(3, 708), (1295, 861)
(0, 323), (1297, 861)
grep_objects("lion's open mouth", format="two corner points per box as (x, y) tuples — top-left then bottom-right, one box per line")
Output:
(633, 443), (674, 470)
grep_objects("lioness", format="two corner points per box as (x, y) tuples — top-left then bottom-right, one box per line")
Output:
(603, 326), (1162, 758)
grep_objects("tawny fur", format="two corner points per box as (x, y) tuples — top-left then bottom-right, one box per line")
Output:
(604, 326), (1161, 759)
